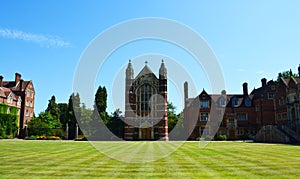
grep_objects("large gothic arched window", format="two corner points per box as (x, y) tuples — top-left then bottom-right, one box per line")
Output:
(136, 84), (156, 116)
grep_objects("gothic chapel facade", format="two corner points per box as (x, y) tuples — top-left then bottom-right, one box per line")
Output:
(124, 60), (168, 141)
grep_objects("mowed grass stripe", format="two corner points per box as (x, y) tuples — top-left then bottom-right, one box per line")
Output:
(0, 140), (300, 178)
(182, 142), (298, 178)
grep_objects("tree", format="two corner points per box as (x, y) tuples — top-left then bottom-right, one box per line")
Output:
(95, 86), (107, 113)
(58, 103), (68, 128)
(277, 70), (298, 82)
(27, 111), (62, 136)
(67, 93), (81, 139)
(167, 102), (179, 133)
(46, 96), (60, 121)
(95, 86), (109, 124)
(108, 109), (124, 139)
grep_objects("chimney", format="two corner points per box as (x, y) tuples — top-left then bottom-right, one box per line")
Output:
(243, 82), (248, 95)
(184, 81), (188, 100)
(15, 73), (21, 84)
(221, 90), (226, 95)
(298, 64), (300, 78)
(261, 78), (267, 87)
(0, 76), (3, 87)
(20, 79), (23, 91)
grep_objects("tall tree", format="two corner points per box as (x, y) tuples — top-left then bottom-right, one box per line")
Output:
(95, 86), (107, 113)
(46, 95), (60, 121)
(67, 93), (81, 139)
(95, 86), (108, 123)
(58, 103), (68, 128)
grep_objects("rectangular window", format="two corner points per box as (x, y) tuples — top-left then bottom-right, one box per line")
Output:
(256, 105), (260, 112)
(277, 113), (281, 120)
(282, 113), (287, 120)
(200, 113), (209, 121)
(200, 100), (209, 108)
(279, 99), (285, 106)
(26, 110), (29, 116)
(268, 93), (275, 99)
(237, 113), (247, 120)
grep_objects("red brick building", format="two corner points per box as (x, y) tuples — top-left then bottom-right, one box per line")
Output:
(184, 66), (300, 143)
(0, 73), (35, 137)
(124, 60), (168, 141)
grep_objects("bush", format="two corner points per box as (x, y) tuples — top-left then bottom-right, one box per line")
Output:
(214, 135), (227, 141)
(25, 135), (37, 140)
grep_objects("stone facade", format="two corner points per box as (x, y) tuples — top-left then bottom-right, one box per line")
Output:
(124, 60), (168, 141)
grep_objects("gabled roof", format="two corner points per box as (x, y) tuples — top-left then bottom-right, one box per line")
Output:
(136, 65), (155, 79)
(2, 80), (31, 91)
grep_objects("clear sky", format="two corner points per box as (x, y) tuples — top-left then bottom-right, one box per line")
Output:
(1, 1), (300, 114)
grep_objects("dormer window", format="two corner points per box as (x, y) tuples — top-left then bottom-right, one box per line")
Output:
(245, 97), (252, 107)
(219, 97), (226, 107)
(232, 97), (238, 107)
(200, 100), (209, 108)
(7, 96), (13, 104)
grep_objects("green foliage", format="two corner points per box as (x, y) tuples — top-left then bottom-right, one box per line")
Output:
(46, 95), (60, 121)
(0, 103), (8, 114)
(0, 103), (18, 138)
(27, 111), (62, 137)
(277, 70), (299, 82)
(214, 135), (227, 141)
(95, 86), (107, 113)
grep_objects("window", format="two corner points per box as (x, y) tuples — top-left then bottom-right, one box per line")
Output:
(200, 100), (209, 108)
(30, 112), (33, 117)
(237, 113), (247, 120)
(17, 98), (22, 106)
(271, 85), (276, 91)
(268, 93), (275, 99)
(228, 118), (235, 126)
(31, 92), (34, 98)
(137, 84), (155, 116)
(30, 101), (32, 107)
(26, 110), (29, 116)
(282, 113), (287, 120)
(232, 97), (238, 107)
(200, 113), (209, 121)
(219, 97), (226, 107)
(245, 97), (252, 107)
(7, 97), (12, 104)
(277, 114), (281, 120)
(279, 99), (285, 106)
(27, 90), (31, 97)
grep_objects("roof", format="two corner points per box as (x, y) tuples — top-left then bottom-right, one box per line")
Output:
(2, 80), (31, 91)
(136, 65), (155, 79)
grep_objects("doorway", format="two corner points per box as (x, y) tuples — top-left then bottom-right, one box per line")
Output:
(141, 128), (152, 140)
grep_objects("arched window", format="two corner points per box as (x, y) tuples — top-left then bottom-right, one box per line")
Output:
(136, 84), (156, 116)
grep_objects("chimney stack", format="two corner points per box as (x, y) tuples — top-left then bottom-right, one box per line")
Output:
(298, 64), (300, 78)
(184, 81), (188, 100)
(0, 76), (3, 87)
(20, 79), (23, 91)
(261, 78), (267, 87)
(243, 82), (248, 95)
(15, 73), (21, 84)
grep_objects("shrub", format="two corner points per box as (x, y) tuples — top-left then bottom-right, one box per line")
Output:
(215, 135), (227, 141)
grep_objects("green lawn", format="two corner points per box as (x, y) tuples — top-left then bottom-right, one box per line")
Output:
(0, 140), (299, 178)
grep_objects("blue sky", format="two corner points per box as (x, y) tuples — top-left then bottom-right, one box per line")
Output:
(1, 1), (300, 114)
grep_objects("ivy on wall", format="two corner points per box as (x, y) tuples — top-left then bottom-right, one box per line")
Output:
(0, 103), (18, 138)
